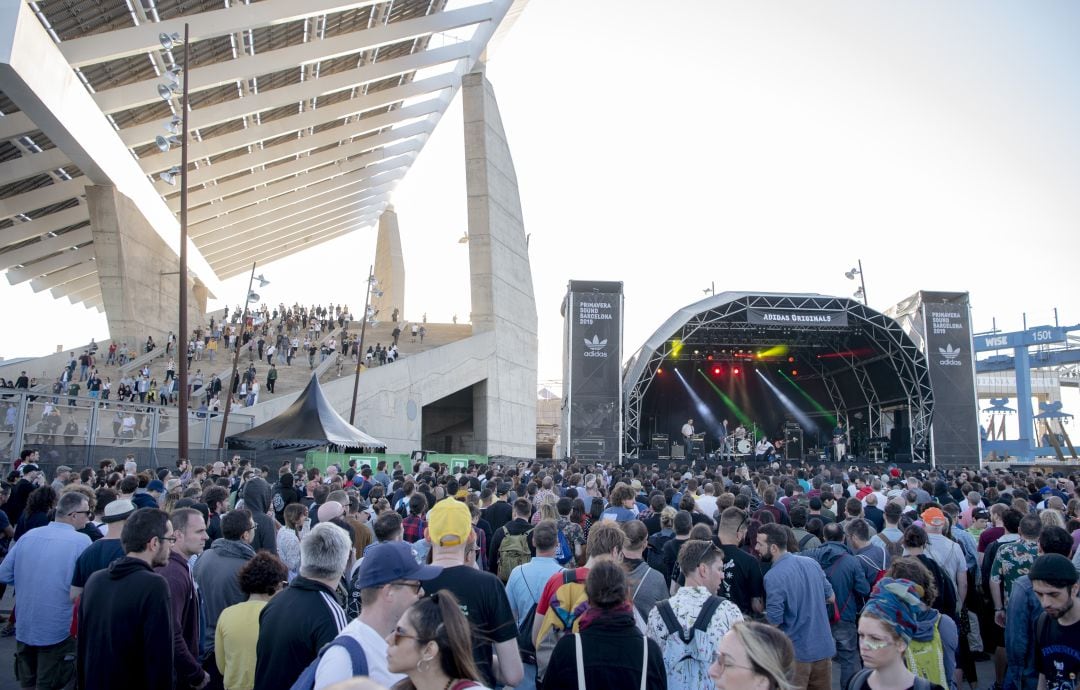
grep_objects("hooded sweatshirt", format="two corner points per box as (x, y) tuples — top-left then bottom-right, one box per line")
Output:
(242, 477), (278, 553)
(192, 538), (255, 651)
(78, 557), (174, 690)
(807, 541), (870, 623)
(911, 602), (959, 689)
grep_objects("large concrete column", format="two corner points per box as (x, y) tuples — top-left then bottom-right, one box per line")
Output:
(88, 185), (205, 347)
(372, 205), (405, 322)
(463, 65), (538, 457)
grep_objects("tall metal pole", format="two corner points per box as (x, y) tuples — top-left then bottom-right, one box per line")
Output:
(217, 262), (258, 450)
(177, 23), (191, 462)
(349, 266), (374, 424)
(857, 259), (868, 306)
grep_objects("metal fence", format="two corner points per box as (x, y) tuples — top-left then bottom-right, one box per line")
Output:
(0, 389), (256, 469)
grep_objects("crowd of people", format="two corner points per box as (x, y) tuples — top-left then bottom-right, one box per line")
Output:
(0, 448), (1078, 690)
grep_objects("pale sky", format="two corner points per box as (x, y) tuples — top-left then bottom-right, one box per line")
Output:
(3, 0), (1079, 404)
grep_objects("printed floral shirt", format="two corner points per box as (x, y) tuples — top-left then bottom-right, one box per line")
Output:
(990, 538), (1039, 602)
(646, 585), (744, 690)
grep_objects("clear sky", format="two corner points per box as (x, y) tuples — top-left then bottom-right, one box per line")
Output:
(3, 0), (1079, 406)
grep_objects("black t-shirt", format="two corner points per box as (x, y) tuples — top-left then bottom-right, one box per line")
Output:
(72, 539), (126, 587)
(482, 501), (513, 534)
(422, 564), (517, 688)
(716, 542), (765, 615)
(1035, 613), (1080, 690)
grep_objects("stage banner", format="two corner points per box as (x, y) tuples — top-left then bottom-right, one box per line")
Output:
(562, 281), (623, 460)
(917, 293), (981, 466)
(747, 308), (848, 327)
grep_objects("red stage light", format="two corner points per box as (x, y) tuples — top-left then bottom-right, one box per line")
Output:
(713, 366), (721, 375)
(657, 367), (663, 375)
(788, 356), (795, 363)
(791, 369), (798, 376)
(733, 367), (740, 375)
(706, 354), (714, 361)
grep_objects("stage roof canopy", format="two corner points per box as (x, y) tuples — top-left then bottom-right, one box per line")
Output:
(622, 291), (935, 462)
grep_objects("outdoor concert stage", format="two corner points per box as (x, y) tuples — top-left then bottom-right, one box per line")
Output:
(622, 292), (943, 465)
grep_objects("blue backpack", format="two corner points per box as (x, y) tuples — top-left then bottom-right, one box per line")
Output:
(554, 526), (573, 566)
(289, 635), (368, 690)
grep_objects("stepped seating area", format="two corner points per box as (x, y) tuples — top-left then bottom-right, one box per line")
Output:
(316, 321), (474, 384)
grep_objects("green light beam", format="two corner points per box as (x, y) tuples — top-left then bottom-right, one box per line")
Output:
(777, 369), (837, 426)
(697, 369), (753, 427)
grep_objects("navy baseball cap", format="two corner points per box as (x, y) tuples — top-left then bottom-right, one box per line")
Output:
(355, 542), (442, 589)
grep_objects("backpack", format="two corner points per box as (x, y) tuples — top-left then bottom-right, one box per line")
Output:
(876, 531), (904, 559)
(847, 668), (932, 690)
(516, 578), (540, 665)
(553, 526), (573, 566)
(655, 596), (723, 675)
(798, 532), (816, 551)
(289, 634), (367, 690)
(857, 551), (888, 586)
(535, 569), (590, 682)
(919, 555), (958, 618)
(498, 525), (533, 582)
(903, 617), (948, 687)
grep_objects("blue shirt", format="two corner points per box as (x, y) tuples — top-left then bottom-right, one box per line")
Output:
(763, 553), (837, 663)
(0, 521), (91, 645)
(505, 556), (563, 627)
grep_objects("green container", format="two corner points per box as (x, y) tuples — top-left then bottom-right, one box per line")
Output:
(303, 451), (489, 475)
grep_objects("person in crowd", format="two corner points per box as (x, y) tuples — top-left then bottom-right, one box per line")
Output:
(716, 507), (765, 616)
(505, 519), (563, 690)
(215, 552), (289, 690)
(70, 498), (134, 600)
(1028, 554), (1080, 690)
(254, 522), (352, 690)
(621, 519), (669, 622)
(884, 557), (958, 688)
(240, 476), (277, 552)
(0, 490), (91, 688)
(315, 541), (442, 689)
(14, 485), (56, 540)
(854, 577), (947, 690)
(544, 560), (667, 689)
(420, 497), (523, 688)
(385, 590), (492, 690)
(920, 507), (967, 610)
(193, 508), (257, 688)
(708, 620), (796, 690)
(277, 502), (306, 580)
(755, 522), (835, 690)
(647, 539), (743, 690)
(990, 513), (1042, 627)
(157, 507), (210, 690)
(488, 497), (535, 580)
(77, 508), (174, 690)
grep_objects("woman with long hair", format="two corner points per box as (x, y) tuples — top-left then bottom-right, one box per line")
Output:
(853, 576), (948, 690)
(15, 485), (57, 540)
(276, 503), (307, 580)
(386, 590), (490, 690)
(583, 499), (604, 542)
(709, 620), (795, 690)
(542, 560), (666, 689)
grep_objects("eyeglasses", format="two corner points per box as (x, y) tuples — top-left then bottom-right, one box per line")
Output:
(710, 652), (757, 675)
(69, 510), (92, 517)
(159, 535), (178, 544)
(389, 626), (425, 645)
(390, 580), (423, 595)
(247, 524), (258, 531)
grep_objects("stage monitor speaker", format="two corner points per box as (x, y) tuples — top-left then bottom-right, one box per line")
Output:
(640, 449), (659, 462)
(894, 452), (912, 463)
(671, 443), (685, 459)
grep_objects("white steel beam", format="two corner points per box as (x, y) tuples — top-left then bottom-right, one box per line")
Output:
(212, 207), (383, 276)
(190, 156), (409, 239)
(0, 111), (34, 142)
(95, 4), (492, 114)
(148, 96), (442, 186)
(0, 226), (92, 271)
(192, 174), (401, 246)
(0, 2), (220, 295)
(202, 190), (388, 258)
(119, 42), (470, 149)
(0, 178), (85, 222)
(61, 0), (384, 68)
(16, 248), (94, 287)
(54, 272), (98, 299)
(174, 126), (424, 211)
(0, 205), (88, 249)
(28, 259), (95, 291)
(0, 148), (70, 187)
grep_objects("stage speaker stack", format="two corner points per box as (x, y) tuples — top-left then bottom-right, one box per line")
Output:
(783, 423), (803, 461)
(640, 449), (659, 462)
(651, 433), (670, 459)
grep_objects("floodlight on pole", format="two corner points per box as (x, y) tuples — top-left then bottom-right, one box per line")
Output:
(844, 259), (868, 305)
(158, 166), (181, 185)
(159, 32), (183, 51)
(157, 83), (178, 101)
(254, 274), (270, 288)
(154, 135), (181, 152)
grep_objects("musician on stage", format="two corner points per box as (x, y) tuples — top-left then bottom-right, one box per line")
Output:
(754, 437), (774, 462)
(832, 423), (847, 460)
(718, 419), (730, 458)
(681, 418), (695, 459)
(733, 423), (747, 441)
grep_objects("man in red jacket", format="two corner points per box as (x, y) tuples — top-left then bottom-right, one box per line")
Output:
(157, 508), (210, 689)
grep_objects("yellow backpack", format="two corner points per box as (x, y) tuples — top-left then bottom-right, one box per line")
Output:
(904, 616), (947, 687)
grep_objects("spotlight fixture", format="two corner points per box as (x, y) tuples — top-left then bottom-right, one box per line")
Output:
(254, 274), (270, 288)
(157, 83), (179, 101)
(247, 291), (260, 303)
(158, 166), (182, 185)
(165, 116), (182, 135)
(159, 32), (183, 51)
(458, 232), (469, 244)
(155, 135), (181, 152)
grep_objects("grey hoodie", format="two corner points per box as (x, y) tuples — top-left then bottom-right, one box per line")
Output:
(192, 538), (255, 651)
(241, 476), (278, 553)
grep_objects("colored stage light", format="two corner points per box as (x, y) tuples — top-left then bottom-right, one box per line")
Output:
(733, 367), (740, 375)
(788, 356), (795, 363)
(706, 354), (713, 361)
(791, 369), (798, 376)
(713, 366), (722, 375)
(657, 367), (664, 375)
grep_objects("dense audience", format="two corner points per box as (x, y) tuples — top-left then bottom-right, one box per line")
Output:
(0, 449), (1078, 690)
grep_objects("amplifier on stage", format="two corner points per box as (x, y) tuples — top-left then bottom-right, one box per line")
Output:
(651, 433), (670, 459)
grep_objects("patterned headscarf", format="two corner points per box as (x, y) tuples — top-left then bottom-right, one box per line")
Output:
(860, 577), (925, 642)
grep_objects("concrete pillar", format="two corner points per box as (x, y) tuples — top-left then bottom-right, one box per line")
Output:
(463, 66), (538, 457)
(88, 185), (206, 347)
(372, 205), (405, 323)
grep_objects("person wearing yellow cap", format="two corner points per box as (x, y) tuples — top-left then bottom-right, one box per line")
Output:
(420, 498), (523, 689)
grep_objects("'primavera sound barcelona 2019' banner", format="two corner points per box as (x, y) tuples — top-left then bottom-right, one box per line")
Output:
(561, 281), (623, 461)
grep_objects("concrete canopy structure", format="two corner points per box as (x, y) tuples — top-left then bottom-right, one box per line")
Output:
(0, 0), (527, 319)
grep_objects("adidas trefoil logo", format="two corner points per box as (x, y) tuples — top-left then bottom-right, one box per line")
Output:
(584, 335), (608, 351)
(939, 344), (961, 360)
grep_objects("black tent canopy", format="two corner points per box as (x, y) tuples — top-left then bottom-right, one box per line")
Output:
(226, 374), (385, 451)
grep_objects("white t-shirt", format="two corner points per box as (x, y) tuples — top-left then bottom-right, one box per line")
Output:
(681, 423), (694, 439)
(313, 619), (403, 690)
(696, 495), (719, 520)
